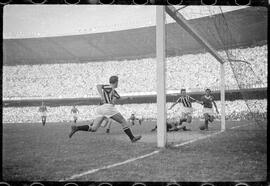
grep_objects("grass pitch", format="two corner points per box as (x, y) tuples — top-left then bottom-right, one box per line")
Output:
(2, 119), (267, 181)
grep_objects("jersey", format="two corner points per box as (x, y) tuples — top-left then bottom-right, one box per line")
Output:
(201, 95), (214, 108)
(101, 85), (120, 104)
(39, 106), (47, 113)
(176, 95), (196, 108)
(71, 108), (79, 114)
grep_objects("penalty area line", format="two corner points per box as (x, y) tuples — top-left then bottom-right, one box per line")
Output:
(59, 150), (160, 181)
(60, 124), (250, 181)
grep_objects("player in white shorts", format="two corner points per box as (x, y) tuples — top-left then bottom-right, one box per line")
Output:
(68, 76), (141, 143)
(200, 88), (219, 130)
(169, 88), (201, 131)
(38, 102), (47, 126)
(71, 105), (79, 123)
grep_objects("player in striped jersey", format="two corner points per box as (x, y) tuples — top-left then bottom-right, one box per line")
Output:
(200, 88), (219, 130)
(69, 76), (141, 143)
(38, 101), (47, 126)
(169, 89), (201, 131)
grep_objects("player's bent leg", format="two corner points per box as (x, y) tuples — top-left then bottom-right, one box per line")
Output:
(204, 113), (209, 130)
(187, 115), (192, 123)
(110, 113), (141, 143)
(209, 115), (214, 123)
(179, 114), (187, 125)
(90, 116), (105, 132)
(69, 117), (104, 138)
(106, 119), (112, 134)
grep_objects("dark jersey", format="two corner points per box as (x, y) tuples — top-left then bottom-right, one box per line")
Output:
(201, 95), (214, 108)
(101, 85), (120, 104)
(71, 108), (79, 113)
(176, 95), (196, 108)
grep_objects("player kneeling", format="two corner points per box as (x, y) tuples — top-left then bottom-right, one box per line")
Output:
(169, 89), (201, 131)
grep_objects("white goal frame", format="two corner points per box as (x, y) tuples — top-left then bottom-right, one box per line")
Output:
(156, 6), (226, 148)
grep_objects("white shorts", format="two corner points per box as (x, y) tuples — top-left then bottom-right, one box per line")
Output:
(73, 113), (78, 118)
(203, 108), (214, 116)
(181, 107), (193, 118)
(96, 104), (119, 118)
(40, 112), (47, 117)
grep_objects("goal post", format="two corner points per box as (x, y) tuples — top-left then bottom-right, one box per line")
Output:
(165, 6), (226, 132)
(156, 6), (167, 148)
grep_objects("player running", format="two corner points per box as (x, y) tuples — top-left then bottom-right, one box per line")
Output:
(38, 102), (47, 126)
(168, 88), (201, 131)
(128, 113), (142, 126)
(68, 76), (141, 143)
(200, 88), (219, 130)
(71, 105), (79, 123)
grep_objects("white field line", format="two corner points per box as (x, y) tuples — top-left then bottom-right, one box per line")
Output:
(60, 150), (160, 181)
(60, 124), (249, 181)
(173, 130), (224, 147)
(230, 123), (253, 129)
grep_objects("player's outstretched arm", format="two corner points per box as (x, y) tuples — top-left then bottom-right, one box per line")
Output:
(96, 84), (105, 102)
(190, 96), (203, 105)
(213, 100), (219, 114)
(169, 102), (177, 110)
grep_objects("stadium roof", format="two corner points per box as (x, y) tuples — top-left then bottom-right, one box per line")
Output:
(3, 6), (267, 65)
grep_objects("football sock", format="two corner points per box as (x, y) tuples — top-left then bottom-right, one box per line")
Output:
(123, 127), (135, 140)
(77, 125), (90, 131)
(205, 120), (209, 129)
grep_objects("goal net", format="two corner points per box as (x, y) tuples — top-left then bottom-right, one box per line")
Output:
(162, 6), (267, 146)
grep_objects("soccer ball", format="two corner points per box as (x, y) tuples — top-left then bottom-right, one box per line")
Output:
(199, 125), (206, 130)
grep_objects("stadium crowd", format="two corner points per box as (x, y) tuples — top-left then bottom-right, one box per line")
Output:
(3, 45), (267, 99)
(3, 99), (267, 123)
(2, 44), (267, 123)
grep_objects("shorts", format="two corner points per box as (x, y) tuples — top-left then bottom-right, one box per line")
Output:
(73, 113), (78, 118)
(181, 107), (193, 118)
(96, 104), (119, 118)
(40, 112), (47, 117)
(203, 108), (214, 116)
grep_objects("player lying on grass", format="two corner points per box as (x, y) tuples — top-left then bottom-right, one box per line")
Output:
(150, 119), (187, 132)
(71, 105), (79, 123)
(128, 113), (143, 126)
(38, 101), (47, 126)
(199, 88), (219, 130)
(168, 88), (201, 131)
(69, 76), (141, 143)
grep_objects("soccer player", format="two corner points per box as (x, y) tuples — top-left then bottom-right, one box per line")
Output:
(128, 113), (142, 126)
(200, 88), (219, 130)
(69, 76), (141, 143)
(150, 120), (175, 132)
(168, 88), (201, 131)
(71, 105), (79, 123)
(38, 102), (47, 126)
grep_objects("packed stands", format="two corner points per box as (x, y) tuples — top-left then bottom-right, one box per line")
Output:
(3, 45), (267, 99)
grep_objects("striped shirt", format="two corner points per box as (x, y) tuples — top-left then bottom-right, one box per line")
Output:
(101, 85), (120, 104)
(176, 95), (196, 108)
